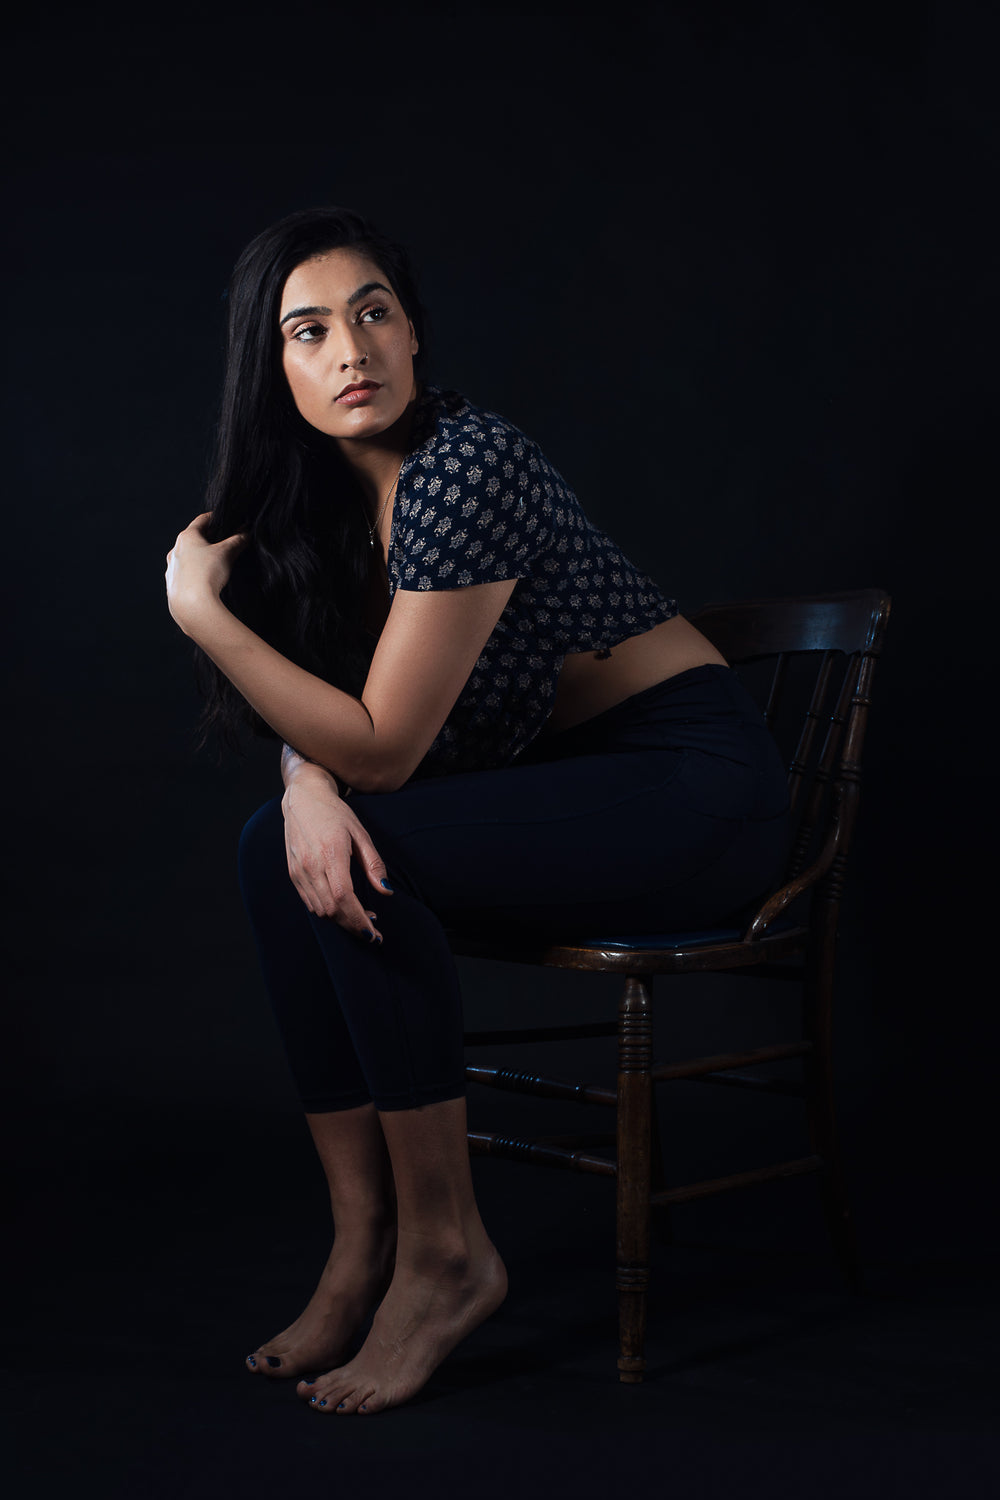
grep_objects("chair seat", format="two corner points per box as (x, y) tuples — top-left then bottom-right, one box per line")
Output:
(450, 917), (807, 973)
(580, 920), (795, 951)
(587, 918), (767, 942)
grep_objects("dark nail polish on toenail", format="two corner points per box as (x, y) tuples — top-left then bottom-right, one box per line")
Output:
(247, 1357), (257, 1367)
(359, 1404), (368, 1412)
(309, 1396), (317, 1404)
(337, 1402), (346, 1410)
(303, 1378), (315, 1385)
(319, 1399), (327, 1407)
(266, 1356), (281, 1367)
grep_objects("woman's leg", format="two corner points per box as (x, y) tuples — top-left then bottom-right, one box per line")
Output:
(239, 804), (399, 1378)
(239, 674), (788, 1404)
(237, 794), (500, 1386)
(297, 1096), (507, 1416)
(239, 796), (466, 1115)
(239, 797), (496, 1389)
(247, 1104), (397, 1379)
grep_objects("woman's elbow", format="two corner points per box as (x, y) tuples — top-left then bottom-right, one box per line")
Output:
(339, 749), (417, 795)
(349, 769), (409, 795)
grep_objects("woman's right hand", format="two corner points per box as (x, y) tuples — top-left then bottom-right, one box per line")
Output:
(280, 752), (392, 943)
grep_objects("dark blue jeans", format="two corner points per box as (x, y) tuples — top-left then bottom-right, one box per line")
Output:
(238, 665), (790, 1112)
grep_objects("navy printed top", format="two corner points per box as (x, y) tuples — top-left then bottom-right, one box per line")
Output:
(391, 387), (677, 777)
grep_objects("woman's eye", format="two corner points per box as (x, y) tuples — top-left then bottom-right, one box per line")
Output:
(292, 323), (325, 342)
(358, 305), (388, 324)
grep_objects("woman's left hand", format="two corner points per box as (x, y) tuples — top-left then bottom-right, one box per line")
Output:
(165, 512), (247, 633)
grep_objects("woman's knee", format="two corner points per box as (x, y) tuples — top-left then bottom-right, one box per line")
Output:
(237, 795), (286, 891)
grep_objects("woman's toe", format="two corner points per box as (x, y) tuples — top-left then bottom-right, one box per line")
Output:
(300, 1372), (339, 1408)
(334, 1384), (374, 1414)
(249, 1344), (285, 1376)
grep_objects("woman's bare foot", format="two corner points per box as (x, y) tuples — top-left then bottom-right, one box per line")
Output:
(246, 1228), (395, 1380)
(296, 1227), (507, 1413)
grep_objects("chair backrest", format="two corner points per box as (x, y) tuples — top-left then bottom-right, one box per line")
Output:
(690, 589), (891, 938)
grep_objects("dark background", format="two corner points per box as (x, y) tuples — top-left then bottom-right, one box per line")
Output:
(4, 0), (997, 1494)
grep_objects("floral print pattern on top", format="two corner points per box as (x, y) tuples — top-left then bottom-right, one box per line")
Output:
(392, 388), (677, 776)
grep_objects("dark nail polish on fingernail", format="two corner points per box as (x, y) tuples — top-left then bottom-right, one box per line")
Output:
(380, 879), (394, 891)
(266, 1356), (281, 1367)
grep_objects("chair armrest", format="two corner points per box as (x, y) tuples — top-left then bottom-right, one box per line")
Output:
(743, 788), (847, 940)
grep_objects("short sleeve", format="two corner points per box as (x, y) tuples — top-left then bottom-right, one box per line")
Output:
(391, 411), (548, 592)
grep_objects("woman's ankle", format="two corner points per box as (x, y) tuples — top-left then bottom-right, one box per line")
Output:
(328, 1213), (397, 1257)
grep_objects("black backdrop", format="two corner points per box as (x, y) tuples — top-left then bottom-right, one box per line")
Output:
(5, 0), (995, 1415)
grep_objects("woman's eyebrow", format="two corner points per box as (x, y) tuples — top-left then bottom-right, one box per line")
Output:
(346, 280), (393, 306)
(279, 283), (393, 327)
(280, 304), (332, 326)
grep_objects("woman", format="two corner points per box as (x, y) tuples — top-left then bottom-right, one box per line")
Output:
(165, 207), (790, 1415)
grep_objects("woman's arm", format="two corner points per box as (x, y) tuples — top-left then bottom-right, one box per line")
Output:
(280, 746), (392, 940)
(166, 512), (517, 792)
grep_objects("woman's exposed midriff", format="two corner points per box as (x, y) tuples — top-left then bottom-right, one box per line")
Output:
(544, 614), (729, 736)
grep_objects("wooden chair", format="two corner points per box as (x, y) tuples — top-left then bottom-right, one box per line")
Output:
(452, 588), (891, 1382)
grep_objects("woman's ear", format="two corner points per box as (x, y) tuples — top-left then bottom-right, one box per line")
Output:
(409, 320), (419, 356)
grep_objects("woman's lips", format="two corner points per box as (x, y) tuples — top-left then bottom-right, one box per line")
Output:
(336, 381), (381, 406)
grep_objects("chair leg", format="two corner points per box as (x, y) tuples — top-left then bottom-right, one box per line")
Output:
(804, 922), (863, 1292)
(616, 975), (653, 1382)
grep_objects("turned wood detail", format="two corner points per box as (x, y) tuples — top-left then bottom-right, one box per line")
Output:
(618, 976), (653, 1073)
(616, 977), (653, 1382)
(467, 1130), (616, 1175)
(465, 1064), (614, 1106)
(615, 1264), (650, 1293)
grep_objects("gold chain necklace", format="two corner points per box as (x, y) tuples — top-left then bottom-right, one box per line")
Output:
(368, 465), (403, 549)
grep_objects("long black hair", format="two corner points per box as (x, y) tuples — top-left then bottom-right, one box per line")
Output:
(196, 206), (427, 747)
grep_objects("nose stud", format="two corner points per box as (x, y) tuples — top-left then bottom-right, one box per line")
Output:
(358, 352), (369, 365)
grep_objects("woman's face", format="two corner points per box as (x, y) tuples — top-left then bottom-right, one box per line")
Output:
(278, 247), (419, 445)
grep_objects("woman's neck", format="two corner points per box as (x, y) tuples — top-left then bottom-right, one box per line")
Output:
(335, 388), (421, 509)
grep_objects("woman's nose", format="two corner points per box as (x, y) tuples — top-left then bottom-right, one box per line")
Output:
(338, 334), (369, 371)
